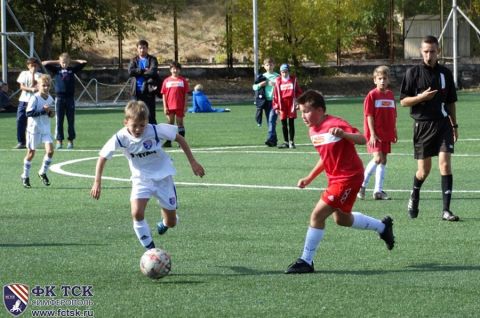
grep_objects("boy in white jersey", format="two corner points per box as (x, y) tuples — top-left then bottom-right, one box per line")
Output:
(21, 74), (55, 188)
(90, 101), (205, 250)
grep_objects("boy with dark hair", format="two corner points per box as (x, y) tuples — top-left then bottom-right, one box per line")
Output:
(285, 89), (394, 274)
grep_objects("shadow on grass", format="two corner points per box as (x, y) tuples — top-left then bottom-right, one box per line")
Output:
(0, 242), (107, 248)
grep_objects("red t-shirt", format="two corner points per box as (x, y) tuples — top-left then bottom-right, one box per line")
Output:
(161, 76), (189, 110)
(363, 88), (396, 142)
(309, 115), (364, 183)
(272, 76), (302, 119)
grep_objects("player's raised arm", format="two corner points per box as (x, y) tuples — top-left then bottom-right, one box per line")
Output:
(90, 156), (108, 200)
(175, 134), (205, 177)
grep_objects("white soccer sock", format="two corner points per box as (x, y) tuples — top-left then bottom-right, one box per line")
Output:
(300, 227), (324, 265)
(363, 160), (377, 187)
(351, 212), (385, 233)
(133, 220), (154, 248)
(39, 155), (52, 175)
(374, 164), (386, 193)
(22, 159), (32, 178)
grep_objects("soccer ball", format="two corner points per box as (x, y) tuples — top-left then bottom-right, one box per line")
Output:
(140, 248), (171, 279)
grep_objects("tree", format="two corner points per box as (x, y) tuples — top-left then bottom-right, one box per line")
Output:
(156, 0), (187, 62)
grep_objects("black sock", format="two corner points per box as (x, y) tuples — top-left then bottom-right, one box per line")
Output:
(441, 174), (453, 211)
(412, 176), (424, 200)
(145, 241), (155, 249)
(178, 127), (185, 137)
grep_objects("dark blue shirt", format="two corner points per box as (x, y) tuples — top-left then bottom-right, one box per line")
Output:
(45, 63), (86, 97)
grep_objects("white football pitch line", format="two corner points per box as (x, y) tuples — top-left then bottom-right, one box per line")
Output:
(50, 153), (480, 194)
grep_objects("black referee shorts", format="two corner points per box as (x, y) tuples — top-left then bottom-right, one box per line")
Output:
(413, 117), (454, 159)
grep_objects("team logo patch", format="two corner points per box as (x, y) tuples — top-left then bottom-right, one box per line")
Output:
(143, 140), (153, 150)
(3, 284), (29, 317)
(169, 197), (176, 206)
(311, 133), (341, 146)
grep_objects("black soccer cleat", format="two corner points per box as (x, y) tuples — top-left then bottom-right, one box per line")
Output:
(38, 173), (51, 186)
(285, 258), (314, 274)
(22, 177), (31, 189)
(442, 210), (460, 222)
(163, 140), (172, 148)
(379, 216), (395, 250)
(407, 194), (419, 218)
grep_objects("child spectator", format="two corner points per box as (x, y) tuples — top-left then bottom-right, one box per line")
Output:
(128, 39), (160, 125)
(43, 53), (87, 150)
(358, 66), (397, 200)
(20, 75), (55, 188)
(252, 58), (279, 147)
(285, 90), (394, 274)
(15, 58), (42, 149)
(273, 63), (302, 149)
(160, 61), (189, 147)
(90, 101), (205, 250)
(188, 84), (230, 113)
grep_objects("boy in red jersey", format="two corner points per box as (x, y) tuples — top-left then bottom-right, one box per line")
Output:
(285, 90), (395, 274)
(358, 66), (397, 200)
(273, 64), (302, 149)
(161, 61), (189, 147)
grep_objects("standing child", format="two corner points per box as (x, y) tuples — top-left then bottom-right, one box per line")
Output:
(252, 57), (280, 147)
(358, 66), (397, 200)
(161, 61), (189, 147)
(273, 63), (302, 149)
(285, 90), (394, 274)
(15, 57), (42, 149)
(43, 53), (87, 150)
(90, 101), (205, 250)
(21, 75), (55, 188)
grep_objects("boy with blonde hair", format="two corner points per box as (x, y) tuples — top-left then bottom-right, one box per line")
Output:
(21, 75), (55, 188)
(90, 101), (205, 250)
(358, 65), (397, 200)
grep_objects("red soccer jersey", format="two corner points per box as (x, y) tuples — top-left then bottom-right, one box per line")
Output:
(161, 76), (189, 110)
(363, 88), (397, 142)
(309, 115), (364, 183)
(273, 76), (302, 119)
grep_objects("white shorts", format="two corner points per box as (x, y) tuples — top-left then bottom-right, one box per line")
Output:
(130, 175), (178, 210)
(26, 132), (53, 150)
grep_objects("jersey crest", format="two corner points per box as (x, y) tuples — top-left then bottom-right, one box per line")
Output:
(310, 133), (341, 146)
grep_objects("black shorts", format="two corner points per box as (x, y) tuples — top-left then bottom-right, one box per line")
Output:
(413, 117), (454, 159)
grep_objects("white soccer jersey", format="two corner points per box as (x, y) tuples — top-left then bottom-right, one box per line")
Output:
(100, 124), (178, 181)
(16, 70), (42, 102)
(26, 93), (54, 134)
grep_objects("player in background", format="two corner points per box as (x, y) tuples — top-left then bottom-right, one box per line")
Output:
(285, 90), (394, 274)
(252, 57), (280, 147)
(21, 75), (55, 188)
(358, 66), (397, 200)
(161, 61), (189, 147)
(43, 53), (87, 150)
(15, 57), (42, 149)
(273, 63), (302, 149)
(400, 35), (459, 221)
(90, 101), (205, 250)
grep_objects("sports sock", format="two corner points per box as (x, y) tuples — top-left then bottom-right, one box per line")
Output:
(412, 175), (424, 200)
(22, 159), (32, 178)
(300, 227), (324, 265)
(39, 155), (52, 175)
(374, 164), (386, 193)
(363, 160), (377, 187)
(441, 174), (453, 211)
(178, 127), (185, 138)
(133, 220), (154, 249)
(351, 212), (385, 233)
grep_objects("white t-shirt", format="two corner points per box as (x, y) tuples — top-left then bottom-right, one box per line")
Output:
(100, 124), (178, 181)
(26, 93), (54, 134)
(17, 70), (42, 102)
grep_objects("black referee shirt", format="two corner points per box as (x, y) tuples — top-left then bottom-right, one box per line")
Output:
(400, 62), (457, 121)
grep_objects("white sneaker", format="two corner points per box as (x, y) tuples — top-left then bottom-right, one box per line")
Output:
(357, 187), (366, 200)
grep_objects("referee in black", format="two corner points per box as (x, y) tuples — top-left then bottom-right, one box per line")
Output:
(400, 35), (459, 221)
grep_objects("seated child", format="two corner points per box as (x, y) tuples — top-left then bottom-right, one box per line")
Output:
(0, 81), (15, 113)
(188, 84), (230, 113)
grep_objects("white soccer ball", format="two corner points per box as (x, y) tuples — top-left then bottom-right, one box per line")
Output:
(140, 248), (172, 279)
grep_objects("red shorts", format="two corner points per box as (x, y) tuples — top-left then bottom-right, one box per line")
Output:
(367, 140), (391, 154)
(167, 108), (185, 118)
(321, 177), (363, 213)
